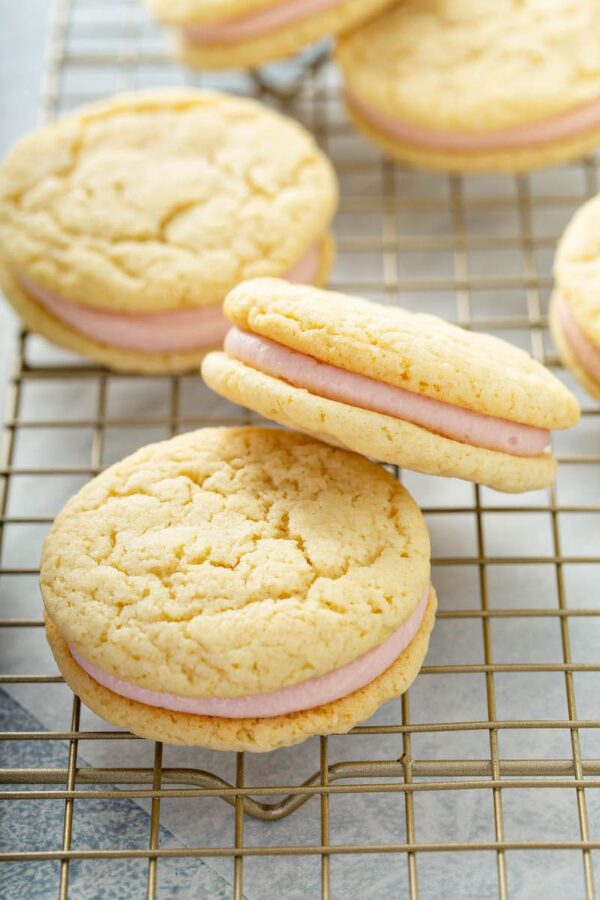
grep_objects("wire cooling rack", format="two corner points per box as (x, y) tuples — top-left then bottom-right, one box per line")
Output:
(0, 0), (599, 898)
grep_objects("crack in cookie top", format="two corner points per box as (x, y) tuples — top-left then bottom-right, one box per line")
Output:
(0, 89), (337, 314)
(337, 0), (600, 133)
(41, 428), (430, 699)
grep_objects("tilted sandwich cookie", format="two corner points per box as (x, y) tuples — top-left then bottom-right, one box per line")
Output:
(336, 0), (600, 173)
(551, 193), (600, 402)
(0, 89), (336, 373)
(145, 0), (396, 70)
(202, 279), (580, 493)
(42, 427), (435, 752)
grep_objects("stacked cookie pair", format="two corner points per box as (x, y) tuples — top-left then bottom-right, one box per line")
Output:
(146, 0), (600, 176)
(38, 275), (580, 753)
(337, 0), (600, 174)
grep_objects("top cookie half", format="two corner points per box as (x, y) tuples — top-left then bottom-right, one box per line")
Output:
(336, 0), (600, 171)
(554, 193), (600, 348)
(0, 89), (337, 315)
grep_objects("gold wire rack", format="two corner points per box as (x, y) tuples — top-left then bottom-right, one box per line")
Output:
(0, 0), (599, 897)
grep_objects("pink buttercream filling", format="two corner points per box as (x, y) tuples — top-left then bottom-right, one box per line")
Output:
(555, 292), (600, 383)
(347, 90), (600, 153)
(225, 327), (550, 457)
(183, 0), (346, 44)
(70, 583), (431, 719)
(14, 241), (321, 353)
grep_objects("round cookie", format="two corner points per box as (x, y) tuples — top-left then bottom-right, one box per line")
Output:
(145, 0), (396, 70)
(550, 193), (600, 402)
(0, 89), (337, 373)
(336, 0), (600, 173)
(202, 279), (580, 493)
(42, 427), (435, 752)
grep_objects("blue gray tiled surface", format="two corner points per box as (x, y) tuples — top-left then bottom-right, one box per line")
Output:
(0, 688), (234, 899)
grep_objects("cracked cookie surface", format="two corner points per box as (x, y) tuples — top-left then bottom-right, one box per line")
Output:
(0, 89), (337, 314)
(41, 427), (430, 699)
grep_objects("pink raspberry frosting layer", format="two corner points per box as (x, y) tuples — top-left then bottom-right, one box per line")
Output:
(14, 241), (322, 353)
(347, 90), (600, 153)
(224, 327), (550, 457)
(555, 293), (600, 383)
(70, 584), (431, 719)
(183, 0), (346, 44)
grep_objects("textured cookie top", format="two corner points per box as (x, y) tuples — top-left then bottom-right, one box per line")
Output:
(41, 428), (429, 698)
(337, 0), (600, 132)
(554, 193), (600, 347)
(145, 0), (282, 25)
(0, 89), (336, 313)
(224, 279), (579, 428)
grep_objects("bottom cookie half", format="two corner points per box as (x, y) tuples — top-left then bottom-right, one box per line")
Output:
(202, 354), (557, 493)
(45, 589), (436, 753)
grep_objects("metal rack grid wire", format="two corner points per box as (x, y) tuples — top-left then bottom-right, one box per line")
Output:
(0, 0), (599, 898)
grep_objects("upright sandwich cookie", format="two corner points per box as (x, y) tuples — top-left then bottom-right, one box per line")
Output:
(551, 193), (600, 401)
(145, 0), (395, 70)
(336, 0), (600, 173)
(0, 89), (336, 373)
(42, 427), (435, 752)
(202, 280), (580, 493)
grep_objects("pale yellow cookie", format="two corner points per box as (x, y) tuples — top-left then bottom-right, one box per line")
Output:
(42, 427), (434, 749)
(145, 0), (396, 70)
(337, 0), (600, 173)
(0, 89), (337, 372)
(201, 279), (579, 492)
(342, 110), (600, 175)
(550, 194), (600, 399)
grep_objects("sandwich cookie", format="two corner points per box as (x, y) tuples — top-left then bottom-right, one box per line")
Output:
(42, 427), (435, 752)
(145, 0), (395, 70)
(202, 279), (580, 493)
(551, 193), (600, 401)
(336, 0), (600, 173)
(0, 89), (336, 373)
